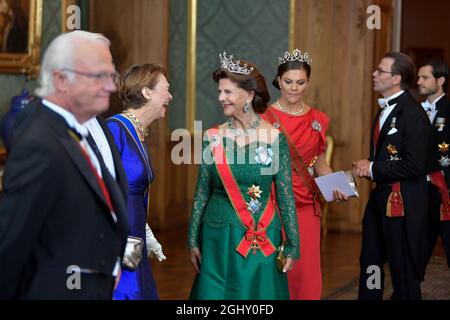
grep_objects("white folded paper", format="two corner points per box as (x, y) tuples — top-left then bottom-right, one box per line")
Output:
(314, 171), (359, 202)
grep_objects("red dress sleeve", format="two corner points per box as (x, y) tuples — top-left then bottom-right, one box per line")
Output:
(314, 109), (330, 155)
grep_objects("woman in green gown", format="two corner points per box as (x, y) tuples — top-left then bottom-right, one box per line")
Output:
(187, 52), (300, 300)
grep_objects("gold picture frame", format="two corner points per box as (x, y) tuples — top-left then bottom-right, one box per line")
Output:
(0, 0), (42, 78)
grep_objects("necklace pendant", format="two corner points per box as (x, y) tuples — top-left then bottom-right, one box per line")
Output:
(227, 115), (261, 137)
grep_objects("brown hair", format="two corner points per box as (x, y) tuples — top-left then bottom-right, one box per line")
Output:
(383, 52), (416, 90)
(272, 60), (311, 90)
(119, 63), (166, 109)
(422, 59), (449, 93)
(212, 62), (270, 114)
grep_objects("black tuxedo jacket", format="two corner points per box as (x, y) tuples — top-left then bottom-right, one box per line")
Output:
(368, 90), (433, 279)
(9, 97), (128, 199)
(427, 95), (450, 182)
(0, 102), (128, 299)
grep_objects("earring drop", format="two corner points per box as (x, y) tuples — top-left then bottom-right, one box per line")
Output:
(243, 102), (251, 113)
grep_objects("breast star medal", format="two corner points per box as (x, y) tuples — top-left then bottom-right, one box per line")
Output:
(438, 141), (449, 154)
(254, 146), (273, 165)
(247, 184), (262, 214)
(439, 156), (450, 167)
(387, 143), (400, 161)
(438, 141), (450, 167)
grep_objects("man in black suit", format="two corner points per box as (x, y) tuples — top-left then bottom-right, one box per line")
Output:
(9, 98), (128, 199)
(417, 59), (450, 269)
(353, 52), (432, 299)
(0, 30), (128, 299)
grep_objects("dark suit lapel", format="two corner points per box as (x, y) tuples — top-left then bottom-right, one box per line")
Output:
(97, 159), (129, 235)
(58, 134), (112, 211)
(376, 95), (405, 156)
(84, 131), (128, 225)
(434, 95), (450, 125)
(377, 91), (409, 158)
(35, 104), (116, 215)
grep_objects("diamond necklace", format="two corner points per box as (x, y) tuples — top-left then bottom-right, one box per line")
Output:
(227, 114), (261, 136)
(124, 111), (148, 137)
(276, 100), (304, 115)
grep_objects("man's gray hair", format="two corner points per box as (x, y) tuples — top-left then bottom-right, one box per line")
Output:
(35, 30), (111, 97)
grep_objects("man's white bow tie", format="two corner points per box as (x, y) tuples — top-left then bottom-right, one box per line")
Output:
(378, 98), (388, 108)
(421, 100), (435, 112)
(378, 97), (400, 109)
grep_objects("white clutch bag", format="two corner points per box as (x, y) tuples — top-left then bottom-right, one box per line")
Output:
(122, 236), (144, 271)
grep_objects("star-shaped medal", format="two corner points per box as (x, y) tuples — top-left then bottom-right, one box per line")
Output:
(438, 141), (449, 154)
(386, 144), (398, 155)
(247, 184), (262, 200)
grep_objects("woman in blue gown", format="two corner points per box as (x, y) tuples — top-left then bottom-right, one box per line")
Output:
(106, 63), (173, 300)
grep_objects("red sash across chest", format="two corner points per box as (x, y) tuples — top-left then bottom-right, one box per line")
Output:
(206, 128), (277, 257)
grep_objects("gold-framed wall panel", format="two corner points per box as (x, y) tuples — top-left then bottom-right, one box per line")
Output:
(185, 0), (197, 133)
(0, 0), (43, 78)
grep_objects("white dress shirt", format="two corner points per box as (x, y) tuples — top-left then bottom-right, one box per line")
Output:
(84, 117), (116, 179)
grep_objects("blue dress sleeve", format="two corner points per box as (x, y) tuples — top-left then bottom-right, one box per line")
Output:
(106, 118), (126, 155)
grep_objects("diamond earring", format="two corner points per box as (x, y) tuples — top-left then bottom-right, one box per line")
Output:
(243, 101), (251, 113)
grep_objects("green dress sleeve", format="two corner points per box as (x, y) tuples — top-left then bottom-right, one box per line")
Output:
(274, 134), (300, 259)
(187, 138), (213, 248)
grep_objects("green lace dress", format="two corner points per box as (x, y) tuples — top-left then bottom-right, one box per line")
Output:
(187, 131), (299, 300)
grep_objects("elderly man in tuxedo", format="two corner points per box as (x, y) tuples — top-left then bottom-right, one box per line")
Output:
(353, 52), (432, 300)
(0, 30), (128, 299)
(417, 59), (450, 269)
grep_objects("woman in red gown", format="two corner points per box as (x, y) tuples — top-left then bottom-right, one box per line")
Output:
(262, 49), (347, 300)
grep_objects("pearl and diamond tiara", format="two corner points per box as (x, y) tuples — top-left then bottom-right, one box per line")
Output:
(278, 48), (312, 66)
(219, 51), (254, 75)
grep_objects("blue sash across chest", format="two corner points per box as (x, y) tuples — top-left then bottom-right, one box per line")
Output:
(109, 114), (154, 183)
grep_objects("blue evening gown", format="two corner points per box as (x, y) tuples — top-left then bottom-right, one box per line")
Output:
(106, 115), (159, 300)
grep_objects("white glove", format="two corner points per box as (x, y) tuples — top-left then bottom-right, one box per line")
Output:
(145, 223), (166, 261)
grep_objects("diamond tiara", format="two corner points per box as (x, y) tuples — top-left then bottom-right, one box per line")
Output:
(219, 51), (254, 75)
(278, 48), (312, 66)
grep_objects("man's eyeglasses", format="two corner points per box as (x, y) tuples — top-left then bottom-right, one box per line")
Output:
(374, 68), (396, 76)
(61, 68), (119, 83)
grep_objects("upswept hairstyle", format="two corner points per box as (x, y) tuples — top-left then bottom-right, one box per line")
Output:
(119, 63), (166, 109)
(213, 62), (270, 114)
